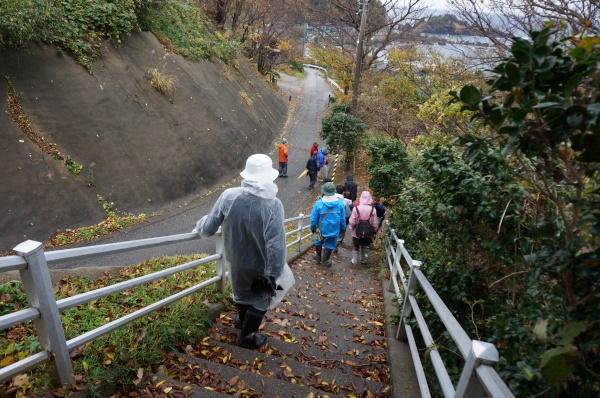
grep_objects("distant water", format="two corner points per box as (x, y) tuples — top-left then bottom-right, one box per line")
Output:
(377, 33), (497, 70)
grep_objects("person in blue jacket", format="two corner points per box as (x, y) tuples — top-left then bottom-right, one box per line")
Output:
(194, 154), (287, 350)
(317, 147), (329, 181)
(310, 182), (346, 267)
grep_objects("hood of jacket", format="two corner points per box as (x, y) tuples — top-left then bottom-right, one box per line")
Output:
(346, 175), (354, 181)
(358, 191), (373, 205)
(241, 179), (278, 199)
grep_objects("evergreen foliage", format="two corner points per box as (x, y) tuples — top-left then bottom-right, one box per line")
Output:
(320, 103), (367, 166)
(365, 137), (412, 200)
(385, 29), (599, 396)
(0, 0), (238, 71)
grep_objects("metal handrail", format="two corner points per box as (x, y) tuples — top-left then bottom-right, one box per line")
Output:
(0, 213), (313, 385)
(0, 255), (28, 272)
(57, 255), (220, 311)
(382, 221), (515, 398)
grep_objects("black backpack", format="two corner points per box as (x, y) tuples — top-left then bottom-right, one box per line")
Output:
(355, 206), (375, 239)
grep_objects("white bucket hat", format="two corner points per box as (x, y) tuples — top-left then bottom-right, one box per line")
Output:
(240, 154), (279, 182)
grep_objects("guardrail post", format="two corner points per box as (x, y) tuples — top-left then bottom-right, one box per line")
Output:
(215, 228), (226, 294)
(296, 213), (305, 252)
(13, 240), (74, 387)
(396, 259), (421, 340)
(455, 340), (499, 398)
(387, 235), (403, 293)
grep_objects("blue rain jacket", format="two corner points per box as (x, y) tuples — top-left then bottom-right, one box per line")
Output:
(310, 195), (346, 238)
(317, 149), (326, 167)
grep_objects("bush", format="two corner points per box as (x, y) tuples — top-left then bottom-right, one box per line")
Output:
(0, 0), (239, 70)
(139, 1), (240, 62)
(389, 29), (599, 396)
(320, 103), (367, 165)
(289, 61), (304, 73)
(365, 137), (412, 199)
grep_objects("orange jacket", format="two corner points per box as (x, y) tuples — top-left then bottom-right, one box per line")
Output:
(279, 143), (288, 162)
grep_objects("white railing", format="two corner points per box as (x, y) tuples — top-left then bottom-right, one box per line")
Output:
(303, 64), (342, 92)
(381, 222), (515, 398)
(0, 213), (313, 386)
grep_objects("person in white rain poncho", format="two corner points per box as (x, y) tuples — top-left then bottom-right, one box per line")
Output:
(194, 154), (294, 350)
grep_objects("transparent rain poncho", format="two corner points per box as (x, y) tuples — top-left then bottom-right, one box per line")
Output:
(195, 179), (286, 311)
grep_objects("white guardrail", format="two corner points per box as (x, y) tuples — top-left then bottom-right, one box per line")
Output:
(0, 213), (313, 386)
(303, 64), (342, 92)
(380, 221), (515, 398)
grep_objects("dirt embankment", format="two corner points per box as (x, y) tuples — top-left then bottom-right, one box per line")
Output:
(0, 32), (288, 252)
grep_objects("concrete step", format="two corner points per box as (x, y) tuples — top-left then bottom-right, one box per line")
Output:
(209, 323), (390, 385)
(148, 244), (415, 398)
(178, 337), (390, 397)
(161, 351), (348, 398)
(215, 310), (388, 361)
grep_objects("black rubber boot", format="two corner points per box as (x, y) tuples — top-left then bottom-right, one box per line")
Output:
(234, 303), (249, 329)
(312, 245), (322, 263)
(238, 307), (267, 349)
(321, 248), (333, 268)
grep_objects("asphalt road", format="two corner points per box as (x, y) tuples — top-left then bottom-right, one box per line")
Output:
(51, 69), (335, 269)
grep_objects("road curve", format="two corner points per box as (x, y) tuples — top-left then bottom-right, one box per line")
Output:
(52, 69), (335, 269)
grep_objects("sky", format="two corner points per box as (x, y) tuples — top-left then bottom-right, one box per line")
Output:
(425, 0), (451, 10)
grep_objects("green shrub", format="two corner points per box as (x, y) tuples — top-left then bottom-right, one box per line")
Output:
(0, 1), (238, 70)
(0, 0), (55, 47)
(289, 61), (304, 73)
(388, 29), (599, 396)
(365, 137), (413, 199)
(139, 0), (240, 62)
(320, 103), (367, 165)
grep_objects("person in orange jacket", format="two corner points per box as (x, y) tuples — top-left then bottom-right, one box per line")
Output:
(278, 138), (289, 177)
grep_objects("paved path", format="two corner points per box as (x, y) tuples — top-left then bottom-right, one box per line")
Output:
(47, 69), (335, 270)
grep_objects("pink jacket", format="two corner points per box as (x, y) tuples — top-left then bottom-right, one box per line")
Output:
(349, 191), (379, 238)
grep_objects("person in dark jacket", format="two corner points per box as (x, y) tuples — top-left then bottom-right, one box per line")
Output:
(372, 197), (386, 229)
(343, 175), (358, 202)
(306, 152), (320, 190)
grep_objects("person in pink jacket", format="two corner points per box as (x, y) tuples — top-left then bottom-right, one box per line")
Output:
(348, 191), (379, 264)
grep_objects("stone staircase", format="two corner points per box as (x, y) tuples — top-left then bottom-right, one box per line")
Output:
(146, 245), (419, 398)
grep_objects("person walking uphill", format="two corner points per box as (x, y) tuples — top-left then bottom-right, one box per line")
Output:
(349, 191), (378, 265)
(278, 138), (289, 178)
(310, 182), (346, 268)
(306, 151), (320, 191)
(194, 154), (294, 350)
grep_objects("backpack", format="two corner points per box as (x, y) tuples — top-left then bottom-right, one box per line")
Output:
(355, 206), (375, 239)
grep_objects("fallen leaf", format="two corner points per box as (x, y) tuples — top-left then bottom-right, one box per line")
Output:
(0, 356), (15, 367)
